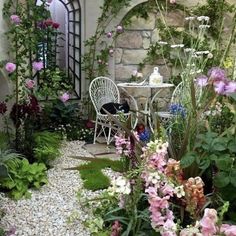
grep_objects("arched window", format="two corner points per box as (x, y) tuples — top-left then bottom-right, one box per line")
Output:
(36, 0), (82, 99)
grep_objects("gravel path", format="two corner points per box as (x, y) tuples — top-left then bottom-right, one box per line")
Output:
(0, 141), (104, 236)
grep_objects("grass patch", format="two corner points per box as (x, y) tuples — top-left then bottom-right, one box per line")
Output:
(77, 158), (124, 191)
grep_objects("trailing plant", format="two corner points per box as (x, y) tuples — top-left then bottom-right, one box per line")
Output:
(0, 158), (47, 200)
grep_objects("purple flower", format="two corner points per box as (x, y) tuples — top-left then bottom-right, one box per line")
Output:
(10, 15), (21, 24)
(196, 75), (208, 87)
(224, 81), (236, 95)
(106, 32), (112, 38)
(59, 92), (70, 103)
(208, 67), (227, 83)
(116, 25), (123, 33)
(214, 81), (226, 95)
(32, 61), (43, 71)
(5, 62), (16, 73)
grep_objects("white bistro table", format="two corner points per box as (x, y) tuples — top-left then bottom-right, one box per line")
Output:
(117, 82), (174, 132)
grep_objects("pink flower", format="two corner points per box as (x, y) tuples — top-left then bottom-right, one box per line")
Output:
(5, 62), (16, 73)
(52, 22), (60, 29)
(214, 81), (226, 94)
(106, 32), (112, 38)
(208, 67), (227, 83)
(10, 15), (21, 24)
(32, 61), (44, 71)
(59, 92), (70, 103)
(221, 224), (236, 236)
(200, 208), (218, 236)
(44, 19), (53, 27)
(224, 81), (236, 95)
(169, 0), (176, 3)
(196, 75), (208, 87)
(116, 25), (123, 33)
(25, 79), (35, 89)
(109, 49), (114, 55)
(111, 220), (122, 236)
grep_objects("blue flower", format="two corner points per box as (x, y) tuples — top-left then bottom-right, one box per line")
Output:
(169, 103), (186, 118)
(139, 129), (151, 142)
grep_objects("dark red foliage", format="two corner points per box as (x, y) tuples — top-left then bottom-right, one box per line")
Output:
(10, 95), (41, 127)
(0, 102), (7, 115)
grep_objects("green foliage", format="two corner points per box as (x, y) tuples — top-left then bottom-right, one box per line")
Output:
(0, 132), (10, 150)
(0, 158), (47, 200)
(75, 158), (124, 191)
(37, 68), (72, 100)
(0, 149), (22, 180)
(33, 131), (61, 165)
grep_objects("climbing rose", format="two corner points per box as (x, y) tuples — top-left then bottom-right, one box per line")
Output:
(116, 25), (123, 33)
(25, 79), (35, 89)
(10, 15), (21, 24)
(106, 32), (112, 38)
(44, 19), (53, 27)
(5, 62), (16, 73)
(32, 61), (43, 71)
(52, 22), (60, 29)
(59, 92), (70, 103)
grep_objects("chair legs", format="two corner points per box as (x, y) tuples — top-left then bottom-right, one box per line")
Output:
(93, 117), (98, 144)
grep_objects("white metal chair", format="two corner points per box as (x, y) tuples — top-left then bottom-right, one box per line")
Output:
(156, 81), (202, 124)
(89, 77), (131, 145)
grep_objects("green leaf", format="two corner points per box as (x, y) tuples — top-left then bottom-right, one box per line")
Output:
(196, 157), (210, 170)
(230, 92), (236, 101)
(215, 156), (232, 171)
(230, 170), (236, 187)
(180, 152), (196, 168)
(214, 172), (230, 188)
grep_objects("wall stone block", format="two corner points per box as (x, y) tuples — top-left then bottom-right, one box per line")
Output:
(116, 31), (143, 48)
(115, 48), (123, 64)
(165, 10), (185, 27)
(143, 38), (151, 49)
(151, 28), (160, 43)
(122, 49), (148, 64)
(142, 31), (151, 38)
(115, 64), (137, 80)
(126, 13), (156, 30)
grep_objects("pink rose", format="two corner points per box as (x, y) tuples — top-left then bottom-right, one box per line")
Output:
(5, 62), (16, 73)
(116, 25), (123, 33)
(59, 92), (70, 103)
(221, 224), (236, 236)
(25, 79), (35, 89)
(32, 61), (44, 71)
(10, 15), (21, 24)
(106, 32), (112, 38)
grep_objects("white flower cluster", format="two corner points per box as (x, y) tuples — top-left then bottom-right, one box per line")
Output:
(108, 176), (131, 196)
(174, 185), (185, 198)
(197, 16), (210, 22)
(147, 139), (168, 154)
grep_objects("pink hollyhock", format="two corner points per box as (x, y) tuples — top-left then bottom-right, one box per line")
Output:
(221, 224), (236, 236)
(59, 92), (70, 103)
(32, 61), (44, 71)
(5, 62), (16, 73)
(25, 79), (35, 89)
(10, 15), (21, 24)
(196, 75), (208, 87)
(52, 22), (60, 29)
(224, 81), (236, 95)
(116, 25), (123, 33)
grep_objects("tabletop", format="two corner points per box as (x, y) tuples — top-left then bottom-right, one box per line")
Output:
(117, 82), (174, 89)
